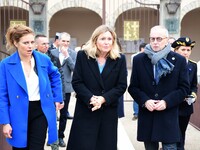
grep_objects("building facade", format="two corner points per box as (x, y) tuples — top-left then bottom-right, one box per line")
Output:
(1, 0), (200, 63)
(0, 1), (200, 149)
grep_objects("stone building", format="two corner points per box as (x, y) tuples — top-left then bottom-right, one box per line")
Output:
(0, 0), (200, 149)
(1, 0), (200, 63)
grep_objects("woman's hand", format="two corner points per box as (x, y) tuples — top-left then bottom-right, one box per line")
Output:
(55, 101), (64, 110)
(3, 124), (12, 139)
(90, 95), (105, 111)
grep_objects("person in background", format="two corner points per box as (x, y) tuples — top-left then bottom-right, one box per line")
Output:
(35, 34), (61, 150)
(49, 32), (60, 50)
(67, 25), (127, 150)
(35, 34), (50, 53)
(131, 42), (147, 120)
(50, 32), (77, 147)
(168, 37), (176, 51)
(172, 37), (197, 150)
(0, 24), (63, 150)
(128, 25), (190, 150)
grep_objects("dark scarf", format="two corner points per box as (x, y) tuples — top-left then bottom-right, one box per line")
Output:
(144, 44), (174, 84)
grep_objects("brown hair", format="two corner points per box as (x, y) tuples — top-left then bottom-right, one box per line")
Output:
(5, 24), (34, 50)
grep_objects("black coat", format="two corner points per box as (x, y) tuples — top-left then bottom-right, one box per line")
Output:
(67, 50), (127, 150)
(128, 51), (190, 143)
(179, 60), (198, 116)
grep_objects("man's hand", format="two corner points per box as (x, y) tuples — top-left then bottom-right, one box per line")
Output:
(60, 46), (69, 58)
(154, 100), (167, 111)
(145, 99), (167, 111)
(145, 100), (158, 112)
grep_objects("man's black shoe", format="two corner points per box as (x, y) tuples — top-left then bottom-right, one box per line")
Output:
(59, 138), (66, 147)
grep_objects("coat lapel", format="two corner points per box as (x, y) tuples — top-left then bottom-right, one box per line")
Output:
(143, 55), (154, 80)
(32, 51), (47, 95)
(101, 58), (117, 80)
(7, 52), (28, 93)
(87, 58), (104, 88)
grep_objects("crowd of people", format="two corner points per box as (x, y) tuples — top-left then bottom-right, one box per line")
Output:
(0, 23), (198, 150)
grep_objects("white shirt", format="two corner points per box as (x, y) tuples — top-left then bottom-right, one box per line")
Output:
(21, 57), (40, 101)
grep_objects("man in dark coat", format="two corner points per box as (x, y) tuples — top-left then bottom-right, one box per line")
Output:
(128, 25), (190, 150)
(49, 32), (77, 147)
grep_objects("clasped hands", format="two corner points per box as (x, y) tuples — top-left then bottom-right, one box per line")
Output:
(90, 95), (106, 111)
(145, 99), (167, 112)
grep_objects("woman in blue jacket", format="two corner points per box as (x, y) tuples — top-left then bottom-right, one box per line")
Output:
(0, 24), (63, 150)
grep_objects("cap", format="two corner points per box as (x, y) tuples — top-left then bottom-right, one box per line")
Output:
(171, 37), (195, 49)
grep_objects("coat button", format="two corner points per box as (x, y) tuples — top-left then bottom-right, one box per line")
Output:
(101, 90), (104, 94)
(155, 93), (158, 98)
(16, 95), (20, 99)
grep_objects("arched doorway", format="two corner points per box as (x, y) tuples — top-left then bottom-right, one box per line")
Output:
(115, 7), (159, 68)
(0, 6), (29, 60)
(49, 7), (102, 49)
(181, 7), (200, 62)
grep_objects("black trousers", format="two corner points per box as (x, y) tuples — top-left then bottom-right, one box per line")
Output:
(177, 115), (191, 150)
(144, 141), (159, 150)
(13, 101), (48, 150)
(58, 93), (71, 139)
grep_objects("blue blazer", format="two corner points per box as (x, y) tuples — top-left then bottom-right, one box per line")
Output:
(0, 50), (63, 147)
(128, 51), (190, 143)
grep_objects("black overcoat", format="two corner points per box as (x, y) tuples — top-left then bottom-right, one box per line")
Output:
(128, 51), (190, 143)
(67, 50), (127, 150)
(179, 60), (198, 116)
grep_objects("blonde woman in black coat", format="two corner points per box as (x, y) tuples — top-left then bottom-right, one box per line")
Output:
(67, 25), (127, 150)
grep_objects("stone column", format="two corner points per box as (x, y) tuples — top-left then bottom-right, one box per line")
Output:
(160, 0), (181, 39)
(29, 0), (48, 36)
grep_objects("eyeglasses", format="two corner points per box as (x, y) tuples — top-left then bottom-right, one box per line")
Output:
(149, 37), (167, 42)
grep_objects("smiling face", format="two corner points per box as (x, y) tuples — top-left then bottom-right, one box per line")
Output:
(15, 33), (35, 59)
(96, 31), (113, 57)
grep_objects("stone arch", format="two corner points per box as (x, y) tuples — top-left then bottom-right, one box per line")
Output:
(111, 1), (158, 27)
(0, 0), (29, 10)
(180, 0), (200, 21)
(47, 0), (102, 24)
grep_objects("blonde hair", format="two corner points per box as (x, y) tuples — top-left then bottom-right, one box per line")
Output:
(83, 25), (120, 59)
(5, 24), (34, 50)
